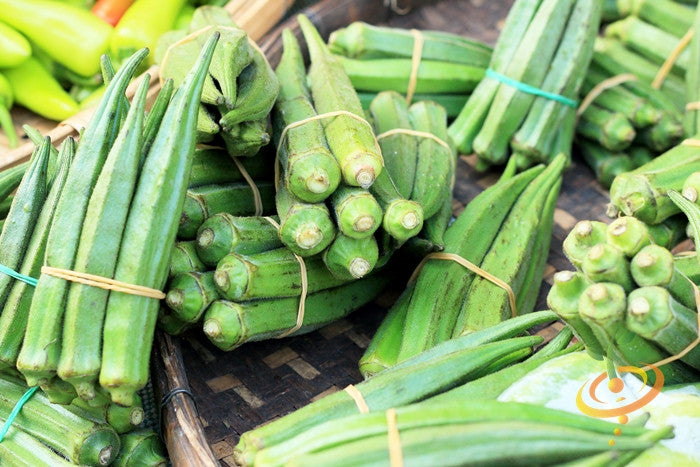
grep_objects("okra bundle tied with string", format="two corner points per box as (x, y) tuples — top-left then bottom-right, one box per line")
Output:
(157, 5), (279, 156)
(448, 0), (601, 169)
(549, 207), (700, 380)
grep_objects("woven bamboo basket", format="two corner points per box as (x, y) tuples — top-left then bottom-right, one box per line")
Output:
(1, 1), (619, 465)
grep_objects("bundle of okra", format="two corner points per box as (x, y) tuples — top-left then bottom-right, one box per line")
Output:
(0, 374), (165, 466)
(157, 16), (458, 350)
(233, 313), (671, 466)
(447, 0), (601, 170)
(0, 34), (217, 409)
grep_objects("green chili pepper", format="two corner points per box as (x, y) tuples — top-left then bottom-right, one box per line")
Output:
(110, 0), (186, 65)
(0, 73), (17, 148)
(0, 0), (112, 77)
(0, 20), (31, 68)
(3, 57), (80, 121)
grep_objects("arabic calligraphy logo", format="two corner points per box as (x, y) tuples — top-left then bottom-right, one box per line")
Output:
(576, 364), (664, 445)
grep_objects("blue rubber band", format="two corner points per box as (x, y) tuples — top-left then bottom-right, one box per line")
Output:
(0, 264), (38, 287)
(486, 69), (579, 108)
(0, 386), (39, 442)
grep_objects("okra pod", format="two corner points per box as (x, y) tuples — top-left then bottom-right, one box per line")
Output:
(204, 273), (389, 351)
(178, 182), (276, 239)
(581, 243), (634, 291)
(195, 214), (282, 267)
(158, 307), (194, 336)
(687, 2), (700, 134)
(112, 429), (166, 467)
(563, 219), (608, 269)
(298, 15), (383, 188)
(214, 247), (348, 301)
(616, 0), (693, 37)
(165, 271), (219, 323)
(627, 286), (700, 370)
(329, 186), (382, 239)
(189, 147), (273, 188)
(0, 162), (27, 202)
(0, 419), (74, 466)
(547, 270), (604, 358)
(142, 79), (174, 156)
(99, 35), (219, 407)
(322, 234), (379, 280)
(360, 92), (468, 119)
(631, 244), (696, 308)
(635, 112), (684, 152)
(629, 145), (654, 168)
(328, 22), (492, 67)
(606, 216), (652, 257)
(577, 104), (635, 152)
(169, 240), (206, 278)
(682, 172), (700, 203)
(421, 194), (453, 250)
(578, 139), (635, 189)
(221, 118), (271, 157)
(0, 195), (11, 219)
(17, 48), (148, 388)
(274, 29), (341, 203)
(276, 184), (336, 257)
(669, 189), (700, 256)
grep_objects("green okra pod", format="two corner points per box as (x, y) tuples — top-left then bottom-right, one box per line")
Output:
(627, 286), (700, 370)
(165, 271), (219, 323)
(681, 172), (700, 204)
(169, 240), (207, 278)
(629, 145), (654, 168)
(157, 307), (194, 336)
(298, 15), (384, 188)
(178, 182), (276, 239)
(0, 195), (11, 219)
(276, 184), (336, 257)
(112, 429), (166, 467)
(606, 215), (652, 257)
(631, 244), (696, 308)
(189, 147), (273, 188)
(329, 186), (382, 239)
(195, 214), (282, 267)
(581, 243), (634, 291)
(142, 78), (174, 156)
(421, 194), (453, 250)
(563, 219), (608, 269)
(578, 139), (635, 189)
(577, 104), (636, 151)
(0, 418), (74, 466)
(0, 162), (26, 202)
(615, 0), (693, 37)
(360, 92), (469, 119)
(221, 118), (271, 157)
(213, 247), (348, 301)
(322, 234), (379, 280)
(204, 273), (389, 351)
(635, 112), (684, 152)
(274, 29), (341, 203)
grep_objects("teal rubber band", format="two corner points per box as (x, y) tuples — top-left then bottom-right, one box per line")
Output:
(0, 264), (38, 287)
(0, 386), (39, 442)
(486, 69), (579, 108)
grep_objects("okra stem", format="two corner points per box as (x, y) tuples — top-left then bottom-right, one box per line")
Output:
(582, 243), (634, 291)
(630, 244), (696, 308)
(563, 220), (608, 269)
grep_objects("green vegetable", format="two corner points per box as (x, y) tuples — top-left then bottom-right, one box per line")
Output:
(112, 429), (166, 467)
(359, 92), (468, 120)
(563, 219), (608, 269)
(686, 3), (700, 134)
(195, 214), (282, 267)
(0, 73), (16, 147)
(158, 307), (194, 336)
(188, 147), (273, 188)
(0, 162), (27, 205)
(635, 112), (684, 152)
(298, 14), (383, 188)
(142, 78), (174, 156)
(274, 29), (341, 203)
(0, 0), (111, 77)
(204, 273), (390, 351)
(421, 194), (453, 250)
(606, 215), (652, 257)
(578, 139), (635, 188)
(577, 104), (636, 151)
(631, 244), (696, 309)
(70, 392), (144, 434)
(169, 240), (207, 278)
(329, 186), (382, 239)
(615, 0), (693, 37)
(322, 234), (379, 280)
(99, 34), (218, 407)
(0, 20), (30, 68)
(276, 184), (336, 257)
(220, 117), (271, 157)
(165, 271), (219, 323)
(0, 195), (11, 219)
(581, 243), (634, 291)
(0, 419), (73, 466)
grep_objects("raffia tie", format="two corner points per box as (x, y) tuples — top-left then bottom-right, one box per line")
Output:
(274, 110), (383, 189)
(405, 29), (424, 105)
(231, 156), (263, 216)
(40, 266), (165, 300)
(263, 217), (308, 338)
(343, 384), (370, 414)
(681, 138), (700, 148)
(408, 252), (518, 318)
(652, 27), (694, 90)
(577, 74), (638, 118)
(386, 408), (404, 467)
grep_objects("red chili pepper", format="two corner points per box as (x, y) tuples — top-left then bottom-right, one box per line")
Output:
(91, 0), (135, 26)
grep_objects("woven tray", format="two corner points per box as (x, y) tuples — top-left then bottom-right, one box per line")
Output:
(148, 1), (622, 465)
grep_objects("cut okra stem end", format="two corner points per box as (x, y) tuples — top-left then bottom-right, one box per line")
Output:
(98, 446), (115, 467)
(296, 225), (324, 249)
(629, 296), (651, 317)
(349, 258), (371, 278)
(203, 319), (223, 339)
(353, 215), (376, 233)
(166, 290), (185, 309)
(606, 203), (620, 218)
(588, 244), (606, 261)
(587, 283), (609, 302)
(682, 187), (699, 203)
(402, 212), (419, 230)
(355, 167), (376, 189)
(198, 228), (215, 248)
(306, 170), (331, 194)
(554, 270), (576, 283)
(130, 407), (145, 426)
(575, 220), (594, 238)
(609, 220), (628, 237)
(634, 252), (656, 269)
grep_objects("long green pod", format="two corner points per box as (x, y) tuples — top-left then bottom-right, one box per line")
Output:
(578, 140), (635, 189)
(165, 271), (219, 323)
(360, 92), (469, 120)
(16, 48), (149, 388)
(358, 286), (412, 379)
(0, 138), (50, 310)
(157, 307), (194, 336)
(577, 104), (636, 151)
(178, 182), (276, 239)
(669, 189), (700, 255)
(329, 186), (382, 239)
(274, 29), (341, 203)
(0, 195), (11, 218)
(629, 145), (655, 168)
(631, 244), (696, 308)
(58, 75), (151, 400)
(0, 162), (26, 202)
(581, 243), (634, 291)
(276, 184), (336, 257)
(397, 164), (545, 361)
(322, 234), (379, 280)
(606, 215), (652, 257)
(687, 2), (700, 134)
(472, 0), (576, 164)
(0, 420), (74, 466)
(370, 172), (424, 241)
(219, 43), (279, 129)
(213, 247), (348, 300)
(511, 0), (601, 160)
(0, 376), (120, 466)
(221, 117), (271, 157)
(142, 78), (174, 156)
(547, 271), (604, 358)
(328, 22), (492, 66)
(204, 273), (389, 350)
(616, 0), (693, 37)
(169, 240), (206, 278)
(70, 392), (145, 434)
(451, 154), (565, 337)
(627, 286), (700, 370)
(256, 399), (647, 467)
(563, 220), (608, 269)
(112, 429), (166, 467)
(448, 0), (544, 153)
(369, 91), (417, 199)
(298, 14), (383, 188)
(579, 282), (696, 383)
(421, 194), (453, 249)
(681, 172), (700, 203)
(99, 34), (219, 407)
(635, 112), (684, 152)
(0, 139), (73, 369)
(188, 148), (273, 188)
(408, 100), (454, 218)
(195, 214), (282, 266)
(22, 125), (60, 179)
(234, 335), (542, 463)
(338, 55), (484, 94)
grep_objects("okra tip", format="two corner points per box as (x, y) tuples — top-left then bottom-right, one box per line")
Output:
(165, 289), (186, 310)
(203, 318), (224, 340)
(354, 215), (376, 232)
(305, 168), (332, 194)
(295, 223), (324, 249)
(197, 228), (215, 249)
(354, 166), (376, 189)
(682, 186), (699, 203)
(349, 258), (371, 278)
(628, 295), (651, 317)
